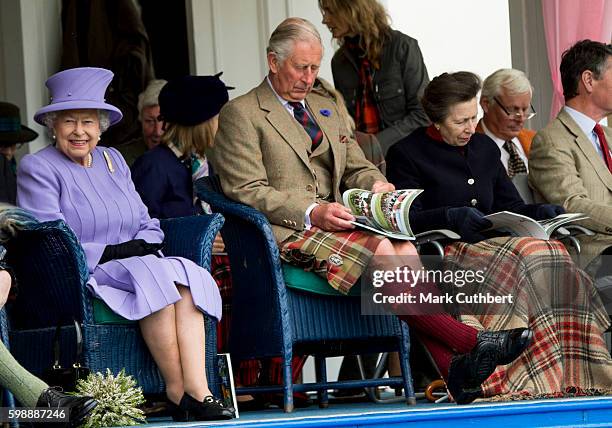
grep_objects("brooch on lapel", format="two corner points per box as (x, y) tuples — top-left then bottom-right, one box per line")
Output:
(319, 109), (331, 117)
(103, 151), (115, 173)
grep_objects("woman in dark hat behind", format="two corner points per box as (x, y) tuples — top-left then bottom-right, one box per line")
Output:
(131, 73), (231, 221)
(0, 102), (38, 204)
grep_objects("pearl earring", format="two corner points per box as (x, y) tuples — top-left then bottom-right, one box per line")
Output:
(52, 135), (56, 140)
(434, 124), (440, 130)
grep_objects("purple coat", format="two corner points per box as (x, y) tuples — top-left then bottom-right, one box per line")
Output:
(17, 145), (221, 321)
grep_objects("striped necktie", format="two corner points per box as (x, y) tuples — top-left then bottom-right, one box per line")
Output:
(503, 140), (528, 178)
(289, 102), (323, 150)
(594, 124), (612, 174)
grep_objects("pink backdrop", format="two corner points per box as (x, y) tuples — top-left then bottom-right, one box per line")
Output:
(542, 0), (612, 120)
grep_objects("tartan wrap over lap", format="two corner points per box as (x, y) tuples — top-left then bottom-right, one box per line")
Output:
(279, 227), (385, 294)
(443, 236), (612, 397)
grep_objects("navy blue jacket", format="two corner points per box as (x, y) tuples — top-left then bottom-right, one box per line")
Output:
(131, 145), (197, 219)
(386, 127), (540, 233)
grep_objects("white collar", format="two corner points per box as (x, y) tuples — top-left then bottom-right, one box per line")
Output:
(564, 105), (597, 137)
(266, 76), (306, 109)
(480, 120), (519, 149)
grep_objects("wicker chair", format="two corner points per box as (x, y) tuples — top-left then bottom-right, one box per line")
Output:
(3, 214), (223, 396)
(196, 176), (416, 412)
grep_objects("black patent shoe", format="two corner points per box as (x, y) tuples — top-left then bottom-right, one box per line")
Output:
(36, 387), (97, 427)
(175, 393), (234, 421)
(447, 328), (533, 404)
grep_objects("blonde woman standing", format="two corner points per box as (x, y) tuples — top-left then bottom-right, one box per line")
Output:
(319, 0), (430, 155)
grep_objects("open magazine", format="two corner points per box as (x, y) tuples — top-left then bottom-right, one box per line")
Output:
(342, 188), (423, 240)
(483, 211), (588, 240)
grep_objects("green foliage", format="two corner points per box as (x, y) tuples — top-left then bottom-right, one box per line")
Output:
(75, 369), (146, 428)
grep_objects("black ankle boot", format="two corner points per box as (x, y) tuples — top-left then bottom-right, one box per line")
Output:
(176, 393), (234, 421)
(447, 327), (533, 404)
(36, 387), (97, 427)
(475, 328), (534, 366)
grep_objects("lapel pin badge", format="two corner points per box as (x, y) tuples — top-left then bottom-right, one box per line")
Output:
(319, 109), (331, 117)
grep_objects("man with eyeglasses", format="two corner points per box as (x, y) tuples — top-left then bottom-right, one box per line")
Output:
(0, 102), (38, 204)
(477, 69), (536, 178)
(529, 40), (612, 280)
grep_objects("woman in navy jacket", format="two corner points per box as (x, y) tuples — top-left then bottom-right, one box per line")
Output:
(131, 74), (229, 220)
(386, 71), (612, 400)
(387, 127), (551, 241)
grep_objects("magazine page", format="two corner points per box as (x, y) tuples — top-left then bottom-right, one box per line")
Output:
(342, 188), (423, 237)
(538, 213), (588, 236)
(351, 216), (415, 240)
(343, 189), (375, 219)
(483, 211), (548, 239)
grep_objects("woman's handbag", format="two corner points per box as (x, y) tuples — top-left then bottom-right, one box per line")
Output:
(43, 320), (90, 392)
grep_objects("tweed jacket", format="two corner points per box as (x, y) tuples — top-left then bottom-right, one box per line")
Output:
(210, 79), (386, 243)
(528, 109), (612, 266)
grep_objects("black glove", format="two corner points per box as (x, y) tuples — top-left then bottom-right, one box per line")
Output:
(99, 239), (164, 264)
(533, 204), (565, 220)
(445, 207), (493, 243)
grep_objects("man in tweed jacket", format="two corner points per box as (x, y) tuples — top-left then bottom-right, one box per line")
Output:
(529, 40), (612, 273)
(210, 18), (390, 245)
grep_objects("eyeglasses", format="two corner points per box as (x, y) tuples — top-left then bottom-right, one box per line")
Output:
(493, 97), (536, 120)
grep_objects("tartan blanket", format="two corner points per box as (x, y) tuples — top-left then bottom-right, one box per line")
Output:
(444, 236), (612, 397)
(279, 227), (385, 294)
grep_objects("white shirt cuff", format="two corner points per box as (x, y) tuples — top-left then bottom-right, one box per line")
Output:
(304, 203), (318, 230)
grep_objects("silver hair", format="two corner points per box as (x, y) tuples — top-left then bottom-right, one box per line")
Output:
(266, 17), (323, 64)
(137, 79), (167, 120)
(481, 68), (533, 100)
(42, 110), (111, 139)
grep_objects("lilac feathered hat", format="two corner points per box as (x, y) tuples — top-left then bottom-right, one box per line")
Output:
(34, 67), (123, 126)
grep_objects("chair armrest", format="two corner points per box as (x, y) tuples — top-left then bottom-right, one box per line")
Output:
(552, 227), (570, 237)
(4, 219), (93, 327)
(414, 229), (460, 258)
(195, 178), (284, 275)
(160, 214), (224, 271)
(560, 225), (595, 237)
(551, 225), (594, 255)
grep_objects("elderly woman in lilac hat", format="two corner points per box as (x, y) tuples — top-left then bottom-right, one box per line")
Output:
(16, 67), (233, 422)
